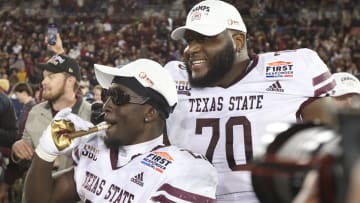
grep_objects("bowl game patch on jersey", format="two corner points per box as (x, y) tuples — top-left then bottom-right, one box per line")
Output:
(265, 61), (294, 79)
(141, 152), (173, 173)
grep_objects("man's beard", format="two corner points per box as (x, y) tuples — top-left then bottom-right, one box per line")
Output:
(43, 84), (65, 102)
(104, 137), (122, 150)
(187, 40), (235, 87)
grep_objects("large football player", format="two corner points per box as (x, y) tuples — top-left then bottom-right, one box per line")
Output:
(165, 0), (335, 202)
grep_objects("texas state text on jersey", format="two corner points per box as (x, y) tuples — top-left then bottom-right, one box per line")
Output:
(72, 135), (218, 203)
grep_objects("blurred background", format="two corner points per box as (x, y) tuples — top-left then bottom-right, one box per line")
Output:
(0, 0), (359, 107)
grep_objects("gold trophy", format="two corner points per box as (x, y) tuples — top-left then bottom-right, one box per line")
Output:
(51, 120), (110, 150)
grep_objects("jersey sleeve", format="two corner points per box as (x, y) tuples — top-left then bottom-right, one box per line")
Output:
(150, 149), (218, 203)
(263, 48), (335, 97)
(297, 48), (335, 97)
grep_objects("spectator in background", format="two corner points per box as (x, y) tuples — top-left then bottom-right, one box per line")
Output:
(11, 53), (91, 170)
(2, 82), (36, 203)
(92, 84), (103, 104)
(0, 78), (17, 148)
(12, 82), (37, 140)
(89, 85), (104, 125)
(11, 34), (91, 175)
(0, 78), (17, 203)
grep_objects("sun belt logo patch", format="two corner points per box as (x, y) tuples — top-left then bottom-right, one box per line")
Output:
(175, 80), (191, 96)
(265, 61), (294, 79)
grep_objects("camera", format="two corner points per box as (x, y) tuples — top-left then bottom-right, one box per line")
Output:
(47, 23), (58, 45)
(90, 102), (104, 125)
(251, 109), (360, 203)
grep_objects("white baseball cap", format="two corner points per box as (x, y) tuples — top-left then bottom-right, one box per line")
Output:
(171, 0), (247, 40)
(94, 59), (178, 108)
(331, 72), (360, 97)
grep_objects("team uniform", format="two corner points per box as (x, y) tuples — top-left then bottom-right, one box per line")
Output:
(72, 134), (217, 203)
(164, 48), (335, 202)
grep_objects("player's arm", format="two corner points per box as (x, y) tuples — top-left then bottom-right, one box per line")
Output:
(24, 108), (93, 203)
(24, 154), (79, 203)
(297, 49), (336, 125)
(301, 96), (336, 125)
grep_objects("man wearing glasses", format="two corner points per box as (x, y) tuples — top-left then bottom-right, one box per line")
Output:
(24, 59), (218, 203)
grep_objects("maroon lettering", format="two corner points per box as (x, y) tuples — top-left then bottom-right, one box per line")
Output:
(82, 171), (106, 196)
(256, 95), (263, 108)
(97, 180), (105, 195)
(189, 97), (224, 112)
(228, 95), (263, 111)
(103, 184), (134, 203)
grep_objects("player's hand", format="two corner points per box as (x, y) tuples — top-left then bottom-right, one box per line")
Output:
(35, 108), (94, 162)
(11, 140), (33, 160)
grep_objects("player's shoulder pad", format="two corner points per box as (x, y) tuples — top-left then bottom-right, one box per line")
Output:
(261, 48), (328, 76)
(260, 48), (319, 60)
(157, 146), (212, 166)
(163, 60), (189, 84)
(164, 60), (186, 71)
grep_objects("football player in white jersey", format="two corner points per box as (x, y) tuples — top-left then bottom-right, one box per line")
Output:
(24, 59), (218, 203)
(165, 0), (336, 202)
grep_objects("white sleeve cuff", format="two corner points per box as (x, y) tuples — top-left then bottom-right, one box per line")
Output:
(35, 146), (57, 162)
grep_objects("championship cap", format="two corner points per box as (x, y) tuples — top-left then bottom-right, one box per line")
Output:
(171, 0), (247, 40)
(331, 72), (360, 97)
(94, 59), (178, 118)
(38, 55), (81, 81)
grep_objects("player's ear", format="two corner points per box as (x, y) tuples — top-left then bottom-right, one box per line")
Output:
(232, 31), (246, 51)
(143, 105), (159, 123)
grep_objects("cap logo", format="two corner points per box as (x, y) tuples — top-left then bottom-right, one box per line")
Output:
(191, 12), (202, 21)
(191, 5), (210, 13)
(341, 76), (356, 83)
(228, 19), (240, 26)
(139, 72), (154, 86)
(190, 5), (210, 22)
(68, 67), (74, 73)
(47, 55), (65, 66)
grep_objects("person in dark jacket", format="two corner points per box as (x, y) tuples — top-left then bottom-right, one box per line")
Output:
(0, 80), (17, 148)
(0, 79), (17, 203)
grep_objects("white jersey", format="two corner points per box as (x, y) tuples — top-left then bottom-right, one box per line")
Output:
(72, 134), (217, 203)
(164, 48), (335, 203)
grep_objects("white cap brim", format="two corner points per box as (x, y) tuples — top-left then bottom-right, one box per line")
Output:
(94, 64), (125, 89)
(171, 24), (226, 40)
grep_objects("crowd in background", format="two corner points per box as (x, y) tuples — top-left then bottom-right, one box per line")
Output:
(0, 0), (359, 105)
